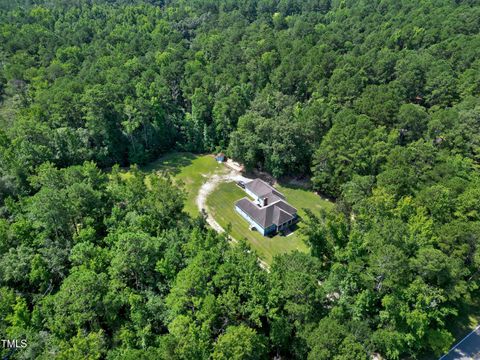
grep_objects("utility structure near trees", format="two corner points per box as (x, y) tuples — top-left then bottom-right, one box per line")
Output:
(235, 179), (298, 236)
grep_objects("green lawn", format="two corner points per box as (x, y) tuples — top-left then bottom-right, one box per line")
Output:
(276, 183), (334, 217)
(144, 152), (334, 264)
(143, 152), (227, 215)
(206, 181), (332, 264)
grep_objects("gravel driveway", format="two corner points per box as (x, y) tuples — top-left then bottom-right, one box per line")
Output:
(196, 170), (250, 233)
(195, 169), (270, 270)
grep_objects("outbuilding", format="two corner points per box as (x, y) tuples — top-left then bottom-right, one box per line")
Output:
(215, 153), (226, 163)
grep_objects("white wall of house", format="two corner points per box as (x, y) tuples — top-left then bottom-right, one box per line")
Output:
(235, 205), (266, 235)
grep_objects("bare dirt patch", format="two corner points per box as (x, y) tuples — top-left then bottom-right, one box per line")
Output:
(196, 170), (250, 233)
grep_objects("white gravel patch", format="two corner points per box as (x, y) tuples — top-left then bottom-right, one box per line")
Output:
(195, 168), (269, 271)
(196, 170), (250, 233)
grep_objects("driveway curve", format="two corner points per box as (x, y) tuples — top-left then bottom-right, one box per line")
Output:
(196, 170), (250, 234)
(195, 170), (269, 270)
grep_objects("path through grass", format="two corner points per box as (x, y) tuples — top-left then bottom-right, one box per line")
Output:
(143, 152), (227, 215)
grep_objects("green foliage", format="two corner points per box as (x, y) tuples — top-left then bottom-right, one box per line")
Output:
(312, 111), (389, 196)
(41, 268), (108, 338)
(55, 330), (106, 360)
(305, 317), (367, 360)
(0, 1), (479, 359)
(212, 325), (267, 360)
(268, 252), (324, 357)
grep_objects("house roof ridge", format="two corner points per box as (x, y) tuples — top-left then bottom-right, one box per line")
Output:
(245, 178), (285, 199)
(267, 199), (294, 212)
(277, 207), (290, 215)
(236, 181), (297, 231)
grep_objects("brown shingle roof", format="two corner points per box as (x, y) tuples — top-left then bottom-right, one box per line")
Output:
(245, 179), (285, 200)
(235, 197), (297, 229)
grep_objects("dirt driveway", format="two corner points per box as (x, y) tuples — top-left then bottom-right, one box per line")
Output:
(195, 169), (270, 270)
(196, 170), (250, 233)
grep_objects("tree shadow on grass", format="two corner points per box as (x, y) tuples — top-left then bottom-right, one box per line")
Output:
(277, 179), (337, 204)
(447, 292), (480, 341)
(141, 152), (197, 175)
(277, 176), (312, 190)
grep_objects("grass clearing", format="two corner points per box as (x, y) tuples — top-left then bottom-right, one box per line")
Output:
(144, 152), (334, 264)
(206, 181), (332, 264)
(143, 152), (227, 215)
(276, 183), (335, 217)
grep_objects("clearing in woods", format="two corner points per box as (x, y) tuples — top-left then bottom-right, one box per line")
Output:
(144, 152), (334, 264)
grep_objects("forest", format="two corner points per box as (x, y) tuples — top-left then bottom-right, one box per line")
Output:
(0, 0), (480, 358)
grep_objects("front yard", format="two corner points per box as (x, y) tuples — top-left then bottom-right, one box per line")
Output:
(206, 181), (333, 264)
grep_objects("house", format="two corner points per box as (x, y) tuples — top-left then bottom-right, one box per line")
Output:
(235, 179), (298, 235)
(215, 152), (226, 163)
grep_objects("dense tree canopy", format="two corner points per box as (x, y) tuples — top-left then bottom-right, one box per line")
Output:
(1, 0), (479, 359)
